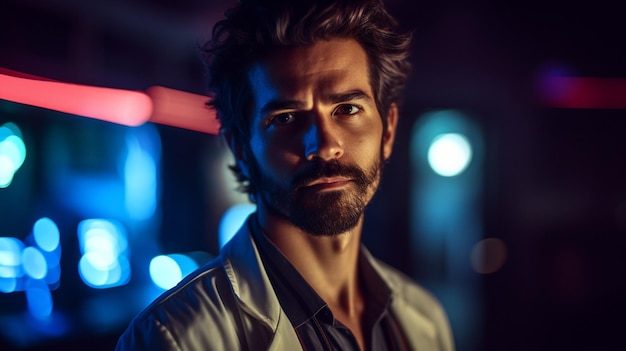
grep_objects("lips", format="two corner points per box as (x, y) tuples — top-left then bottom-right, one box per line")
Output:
(306, 176), (351, 186)
(303, 177), (351, 191)
(291, 160), (363, 191)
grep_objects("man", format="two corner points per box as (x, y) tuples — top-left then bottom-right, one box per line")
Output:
(116, 0), (455, 349)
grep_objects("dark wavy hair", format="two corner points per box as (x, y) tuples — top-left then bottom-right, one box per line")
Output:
(201, 0), (412, 194)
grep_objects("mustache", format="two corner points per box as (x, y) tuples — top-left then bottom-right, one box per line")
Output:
(291, 160), (368, 189)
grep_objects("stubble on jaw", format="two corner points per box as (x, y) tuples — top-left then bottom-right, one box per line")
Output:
(256, 157), (384, 236)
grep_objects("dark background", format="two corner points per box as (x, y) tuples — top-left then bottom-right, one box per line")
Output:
(1, 0), (625, 350)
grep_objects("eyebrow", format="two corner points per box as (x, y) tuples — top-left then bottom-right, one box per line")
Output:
(325, 90), (372, 105)
(260, 100), (305, 115)
(259, 90), (372, 115)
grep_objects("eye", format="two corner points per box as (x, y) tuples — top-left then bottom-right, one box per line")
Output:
(334, 104), (362, 116)
(270, 112), (296, 126)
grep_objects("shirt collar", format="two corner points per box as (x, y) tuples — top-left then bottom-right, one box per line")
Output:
(249, 215), (327, 327)
(248, 214), (393, 327)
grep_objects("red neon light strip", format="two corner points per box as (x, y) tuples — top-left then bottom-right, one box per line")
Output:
(146, 86), (219, 135)
(0, 68), (219, 134)
(541, 76), (626, 109)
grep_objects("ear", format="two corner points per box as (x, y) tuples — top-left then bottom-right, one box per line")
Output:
(382, 103), (399, 160)
(223, 131), (250, 178)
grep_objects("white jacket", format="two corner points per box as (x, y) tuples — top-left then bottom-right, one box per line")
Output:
(116, 223), (455, 350)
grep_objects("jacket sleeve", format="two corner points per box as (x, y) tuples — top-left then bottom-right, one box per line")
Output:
(115, 317), (182, 351)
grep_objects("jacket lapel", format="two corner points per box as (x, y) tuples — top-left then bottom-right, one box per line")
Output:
(363, 247), (440, 350)
(221, 220), (302, 350)
(390, 300), (438, 350)
(266, 311), (303, 351)
(222, 220), (442, 350)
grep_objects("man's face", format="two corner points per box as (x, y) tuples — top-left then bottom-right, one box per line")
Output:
(240, 38), (397, 236)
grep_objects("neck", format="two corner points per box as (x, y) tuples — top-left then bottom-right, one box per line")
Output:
(256, 207), (364, 313)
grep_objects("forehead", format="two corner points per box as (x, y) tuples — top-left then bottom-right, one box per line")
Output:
(247, 39), (372, 101)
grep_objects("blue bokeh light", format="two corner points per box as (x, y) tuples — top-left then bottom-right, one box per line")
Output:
(78, 254), (131, 289)
(22, 247), (47, 280)
(149, 253), (199, 290)
(170, 254), (198, 278)
(77, 219), (130, 288)
(123, 132), (158, 221)
(25, 279), (53, 320)
(0, 237), (24, 279)
(0, 155), (15, 188)
(33, 217), (60, 252)
(149, 255), (181, 290)
(0, 125), (13, 140)
(45, 262), (61, 289)
(50, 124), (160, 221)
(1, 219), (63, 299)
(2, 135), (26, 169)
(219, 203), (256, 248)
(0, 277), (17, 293)
(1, 122), (23, 139)
(78, 255), (109, 287)
(0, 122), (27, 188)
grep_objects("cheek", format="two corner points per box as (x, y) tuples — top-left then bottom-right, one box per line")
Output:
(250, 134), (300, 178)
(351, 127), (384, 159)
(347, 139), (382, 173)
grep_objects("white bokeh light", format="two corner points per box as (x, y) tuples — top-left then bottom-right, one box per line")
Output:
(427, 133), (473, 177)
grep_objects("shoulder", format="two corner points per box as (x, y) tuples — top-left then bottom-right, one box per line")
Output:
(362, 248), (443, 314)
(371, 258), (455, 351)
(373, 258), (443, 311)
(115, 257), (242, 350)
(139, 257), (231, 320)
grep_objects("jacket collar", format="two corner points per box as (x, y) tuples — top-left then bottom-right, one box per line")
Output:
(220, 219), (281, 330)
(219, 217), (303, 350)
(362, 247), (441, 350)
(221, 216), (442, 350)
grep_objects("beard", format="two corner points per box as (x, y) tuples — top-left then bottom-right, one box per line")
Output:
(251, 156), (383, 236)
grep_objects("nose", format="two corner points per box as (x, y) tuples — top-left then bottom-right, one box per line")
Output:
(304, 116), (344, 161)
